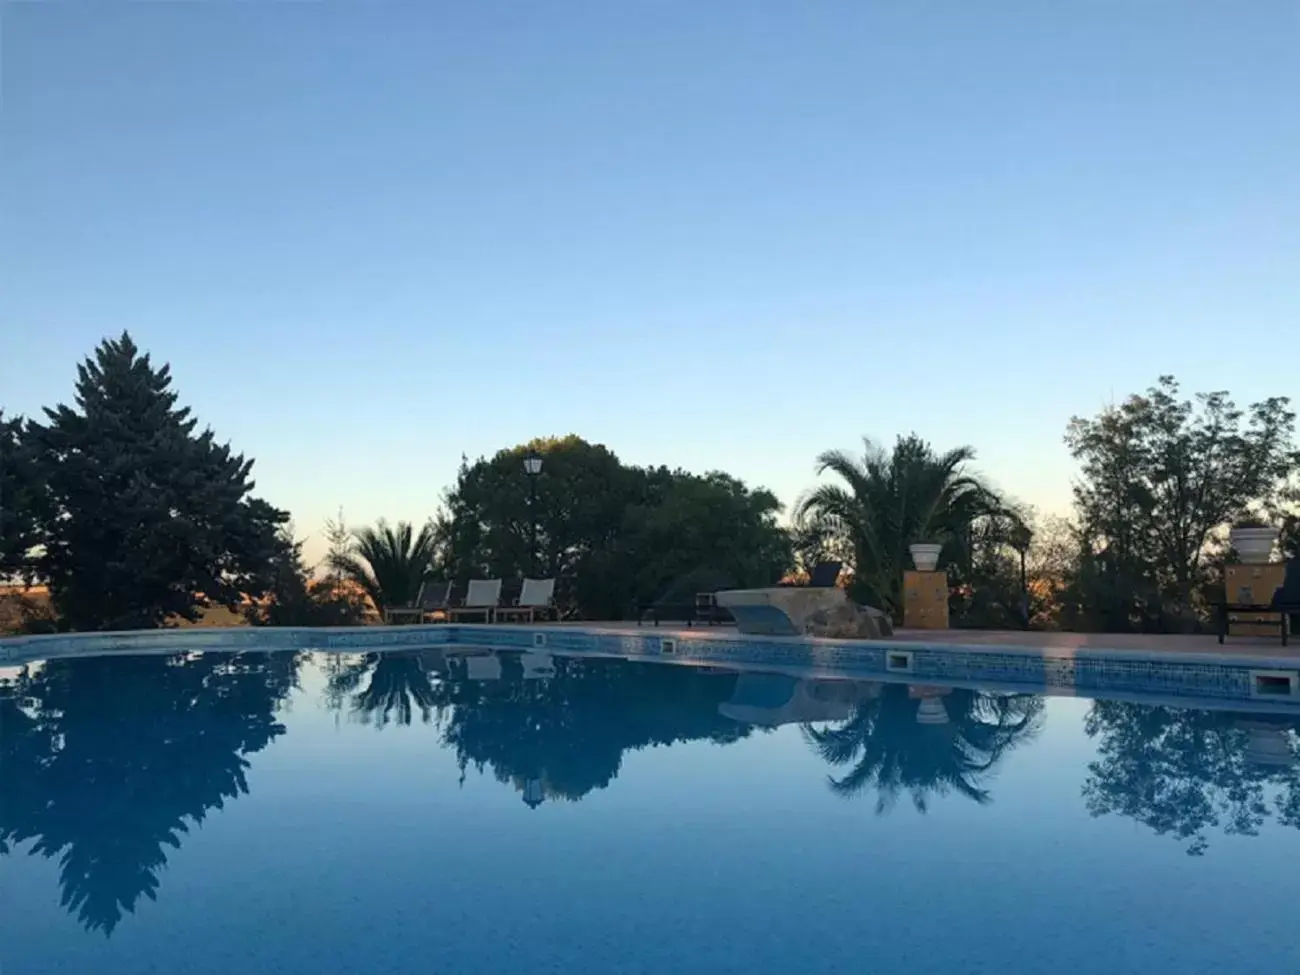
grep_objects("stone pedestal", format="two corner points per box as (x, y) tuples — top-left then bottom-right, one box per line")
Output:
(1225, 563), (1285, 637)
(903, 570), (949, 629)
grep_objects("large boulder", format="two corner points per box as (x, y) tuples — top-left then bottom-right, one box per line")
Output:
(803, 601), (882, 640)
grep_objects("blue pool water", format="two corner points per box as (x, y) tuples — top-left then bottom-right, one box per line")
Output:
(3, 647), (1300, 974)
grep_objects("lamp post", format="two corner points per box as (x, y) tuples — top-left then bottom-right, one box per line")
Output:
(1010, 524), (1033, 630)
(523, 450), (543, 577)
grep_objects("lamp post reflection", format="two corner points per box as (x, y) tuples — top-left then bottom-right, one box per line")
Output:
(522, 778), (545, 809)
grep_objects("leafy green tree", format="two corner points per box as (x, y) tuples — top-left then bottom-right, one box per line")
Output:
(1284, 513), (1300, 560)
(322, 507), (354, 598)
(439, 436), (791, 618)
(946, 511), (1071, 630)
(587, 468), (793, 617)
(803, 685), (1042, 812)
(0, 652), (298, 933)
(797, 435), (1008, 615)
(24, 333), (288, 630)
(245, 526), (366, 627)
(1058, 539), (1164, 633)
(326, 519), (436, 616)
(1066, 377), (1297, 630)
(789, 508), (851, 582)
(0, 410), (41, 582)
(440, 436), (632, 587)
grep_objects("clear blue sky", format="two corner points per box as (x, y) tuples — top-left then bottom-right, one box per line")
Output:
(3, 2), (1297, 564)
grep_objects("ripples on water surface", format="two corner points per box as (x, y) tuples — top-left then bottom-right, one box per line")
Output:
(2, 649), (1299, 974)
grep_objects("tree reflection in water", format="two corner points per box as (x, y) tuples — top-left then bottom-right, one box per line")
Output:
(319, 651), (754, 804)
(0, 652), (299, 934)
(324, 650), (445, 728)
(803, 684), (1043, 812)
(1082, 700), (1300, 855)
(436, 653), (753, 804)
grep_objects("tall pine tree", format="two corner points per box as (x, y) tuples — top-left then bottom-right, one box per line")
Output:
(28, 333), (289, 630)
(1, 409), (41, 581)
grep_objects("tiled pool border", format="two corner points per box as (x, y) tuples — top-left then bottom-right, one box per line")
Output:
(3, 623), (1299, 708)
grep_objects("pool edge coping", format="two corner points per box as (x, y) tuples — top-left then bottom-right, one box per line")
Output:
(3, 622), (1298, 670)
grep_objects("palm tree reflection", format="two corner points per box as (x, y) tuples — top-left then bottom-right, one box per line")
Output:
(325, 650), (445, 728)
(804, 684), (1043, 812)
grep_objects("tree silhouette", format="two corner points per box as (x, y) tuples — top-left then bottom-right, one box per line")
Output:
(326, 520), (438, 617)
(1082, 700), (1300, 855)
(25, 333), (288, 629)
(797, 435), (1011, 616)
(0, 652), (299, 934)
(1066, 378), (1297, 631)
(439, 437), (792, 619)
(0, 408), (42, 581)
(803, 685), (1043, 812)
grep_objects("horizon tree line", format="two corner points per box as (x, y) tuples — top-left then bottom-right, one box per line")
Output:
(1, 333), (1296, 633)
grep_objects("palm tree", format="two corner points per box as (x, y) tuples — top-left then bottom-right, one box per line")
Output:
(796, 434), (1009, 614)
(326, 519), (437, 616)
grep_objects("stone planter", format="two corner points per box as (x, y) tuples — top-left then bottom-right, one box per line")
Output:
(909, 543), (943, 572)
(1229, 526), (1279, 564)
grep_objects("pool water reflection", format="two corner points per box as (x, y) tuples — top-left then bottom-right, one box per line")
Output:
(3, 649), (1300, 973)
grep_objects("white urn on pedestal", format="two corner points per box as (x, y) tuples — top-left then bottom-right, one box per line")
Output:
(1229, 525), (1279, 564)
(909, 543), (943, 572)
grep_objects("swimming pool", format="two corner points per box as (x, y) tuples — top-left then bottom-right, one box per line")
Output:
(3, 640), (1300, 974)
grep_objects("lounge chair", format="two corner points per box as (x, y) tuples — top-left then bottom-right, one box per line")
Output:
(495, 578), (557, 624)
(636, 569), (738, 627)
(1274, 559), (1300, 605)
(447, 579), (503, 623)
(1271, 560), (1300, 644)
(775, 561), (843, 588)
(384, 581), (453, 624)
(693, 591), (733, 625)
(637, 601), (699, 627)
(808, 561), (843, 588)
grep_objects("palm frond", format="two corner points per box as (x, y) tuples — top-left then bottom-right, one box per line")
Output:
(325, 519), (437, 613)
(801, 434), (1007, 611)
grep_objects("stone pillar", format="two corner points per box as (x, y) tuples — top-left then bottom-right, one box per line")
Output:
(903, 570), (949, 629)
(1224, 563), (1285, 637)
